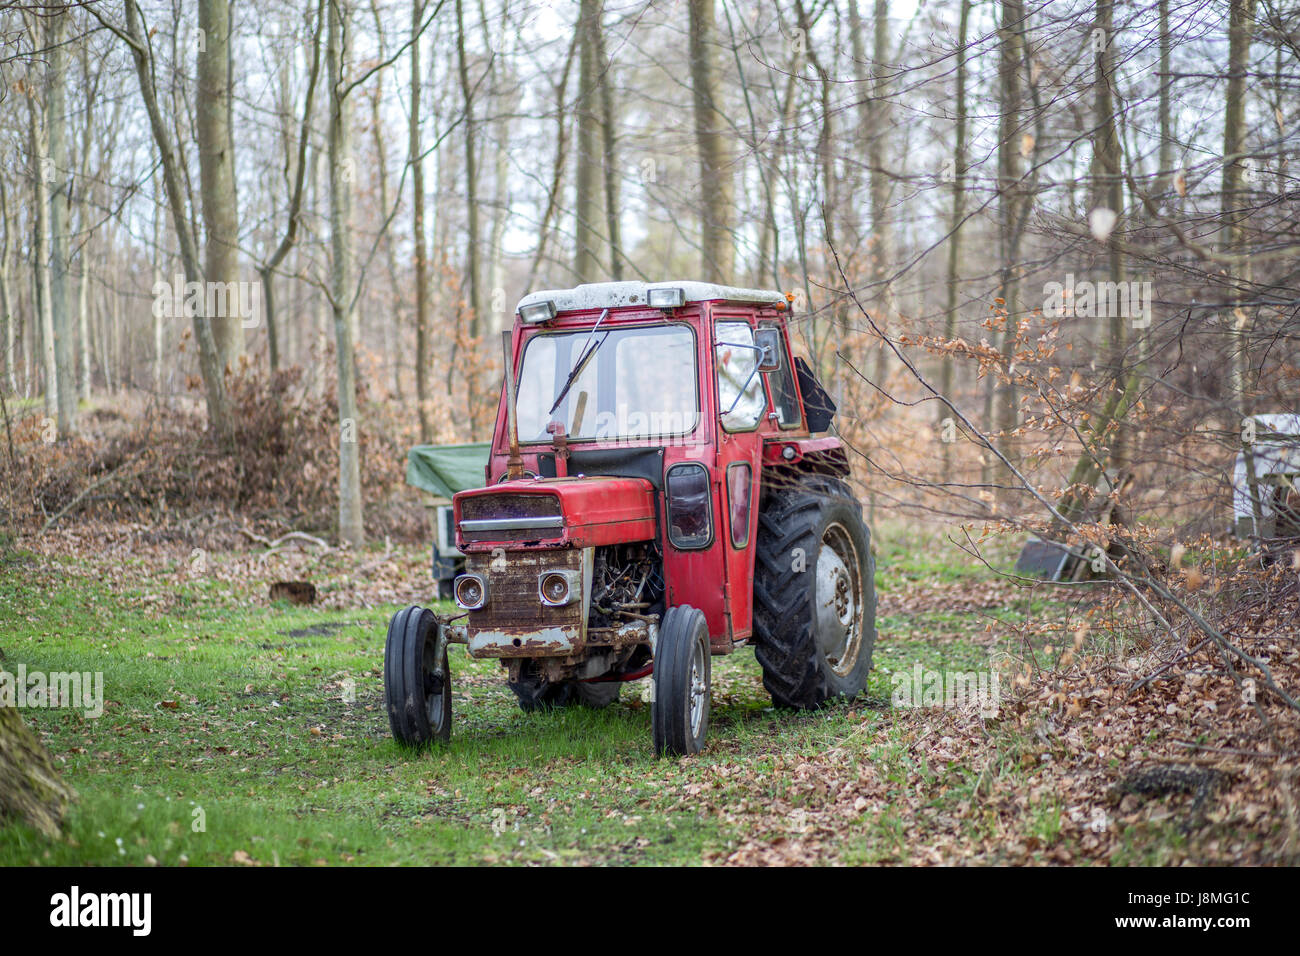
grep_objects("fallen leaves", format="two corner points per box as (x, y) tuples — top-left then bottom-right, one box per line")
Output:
(709, 558), (1299, 867)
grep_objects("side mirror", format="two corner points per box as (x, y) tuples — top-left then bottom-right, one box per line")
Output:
(755, 328), (782, 372)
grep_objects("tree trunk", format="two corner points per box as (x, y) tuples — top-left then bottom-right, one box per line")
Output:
(23, 269), (34, 397)
(152, 181), (164, 394)
(369, 75), (407, 378)
(991, 0), (1026, 507)
(688, 0), (733, 283)
(76, 251), (90, 399)
(1222, 0), (1256, 409)
(123, 0), (232, 438)
(485, 42), (511, 335)
(98, 247), (114, 394)
(524, 32), (579, 291)
(793, 0), (839, 370)
(940, 0), (970, 482)
(868, 0), (896, 384)
(454, 0), (484, 338)
(328, 0), (364, 549)
(0, 176), (15, 394)
(574, 0), (604, 282)
(1093, 0), (1129, 470)
(1157, 0), (1172, 198)
(411, 0), (432, 441)
(196, 0), (244, 375)
(47, 10), (76, 433)
(596, 15), (622, 281)
(0, 705), (75, 838)
(29, 86), (57, 425)
(1053, 7), (1147, 525)
(75, 38), (96, 401)
(487, 139), (510, 332)
(757, 68), (798, 289)
(311, 147), (331, 398)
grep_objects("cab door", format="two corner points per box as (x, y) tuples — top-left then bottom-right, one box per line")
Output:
(710, 310), (768, 643)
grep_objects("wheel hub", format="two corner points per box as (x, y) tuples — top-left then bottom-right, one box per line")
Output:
(689, 640), (707, 738)
(815, 523), (863, 678)
(422, 636), (447, 729)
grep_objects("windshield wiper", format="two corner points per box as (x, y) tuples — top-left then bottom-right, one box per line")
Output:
(548, 308), (610, 417)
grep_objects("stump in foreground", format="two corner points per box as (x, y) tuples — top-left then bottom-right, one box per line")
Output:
(0, 705), (74, 837)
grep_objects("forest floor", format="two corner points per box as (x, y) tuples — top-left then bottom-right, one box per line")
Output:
(0, 519), (1295, 865)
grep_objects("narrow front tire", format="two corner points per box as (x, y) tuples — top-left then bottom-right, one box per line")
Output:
(384, 605), (452, 746)
(652, 605), (711, 757)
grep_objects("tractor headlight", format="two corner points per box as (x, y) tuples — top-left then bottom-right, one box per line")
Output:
(454, 573), (489, 610)
(538, 569), (580, 607)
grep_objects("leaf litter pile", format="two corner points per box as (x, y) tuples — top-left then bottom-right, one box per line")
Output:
(721, 547), (1300, 865)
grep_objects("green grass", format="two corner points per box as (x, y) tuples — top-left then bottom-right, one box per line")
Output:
(0, 535), (1087, 866)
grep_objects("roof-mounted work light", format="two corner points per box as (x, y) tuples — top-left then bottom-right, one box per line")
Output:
(519, 299), (557, 324)
(646, 286), (685, 309)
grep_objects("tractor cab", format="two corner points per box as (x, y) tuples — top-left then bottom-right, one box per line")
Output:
(384, 281), (877, 756)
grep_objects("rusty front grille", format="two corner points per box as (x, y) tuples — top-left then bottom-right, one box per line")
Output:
(466, 548), (583, 633)
(460, 494), (561, 521)
(460, 493), (564, 545)
(462, 526), (562, 544)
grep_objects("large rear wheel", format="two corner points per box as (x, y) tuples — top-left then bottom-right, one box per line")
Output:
(752, 478), (876, 708)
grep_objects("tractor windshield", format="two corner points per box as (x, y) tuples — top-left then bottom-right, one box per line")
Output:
(515, 324), (699, 443)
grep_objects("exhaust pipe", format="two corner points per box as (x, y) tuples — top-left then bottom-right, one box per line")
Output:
(502, 330), (524, 480)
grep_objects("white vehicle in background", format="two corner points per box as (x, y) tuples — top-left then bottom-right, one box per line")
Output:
(1232, 413), (1300, 547)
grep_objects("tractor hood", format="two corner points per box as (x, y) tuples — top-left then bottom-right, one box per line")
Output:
(453, 476), (657, 552)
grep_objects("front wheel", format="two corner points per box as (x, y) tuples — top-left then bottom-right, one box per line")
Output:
(652, 605), (711, 757)
(384, 605), (452, 746)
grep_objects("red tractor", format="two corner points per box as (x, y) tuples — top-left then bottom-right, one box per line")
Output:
(384, 281), (877, 756)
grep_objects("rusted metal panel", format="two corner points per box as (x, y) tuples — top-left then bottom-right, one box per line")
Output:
(586, 620), (651, 648)
(463, 548), (587, 658)
(464, 548), (581, 630)
(467, 625), (580, 658)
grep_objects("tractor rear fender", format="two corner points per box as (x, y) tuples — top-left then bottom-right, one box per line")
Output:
(760, 437), (851, 481)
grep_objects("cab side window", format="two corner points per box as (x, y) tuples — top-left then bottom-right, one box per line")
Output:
(715, 321), (766, 432)
(761, 323), (802, 428)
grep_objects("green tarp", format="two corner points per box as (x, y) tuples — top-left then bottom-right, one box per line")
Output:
(406, 442), (492, 499)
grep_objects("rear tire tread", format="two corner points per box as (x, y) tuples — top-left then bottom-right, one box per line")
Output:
(752, 477), (877, 709)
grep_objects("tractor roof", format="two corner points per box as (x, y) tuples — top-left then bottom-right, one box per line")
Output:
(516, 280), (786, 316)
